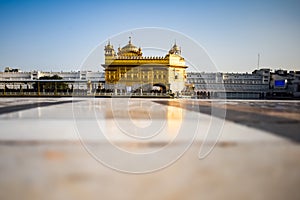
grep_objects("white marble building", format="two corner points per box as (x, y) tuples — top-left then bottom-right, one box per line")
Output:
(186, 68), (271, 98)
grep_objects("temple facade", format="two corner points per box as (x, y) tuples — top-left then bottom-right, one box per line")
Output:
(101, 38), (187, 94)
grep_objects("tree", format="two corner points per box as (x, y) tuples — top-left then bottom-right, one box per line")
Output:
(33, 75), (69, 92)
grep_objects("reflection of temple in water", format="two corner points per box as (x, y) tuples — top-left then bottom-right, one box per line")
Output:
(102, 37), (188, 94)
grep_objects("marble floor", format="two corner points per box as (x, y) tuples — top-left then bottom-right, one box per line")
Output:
(0, 98), (299, 200)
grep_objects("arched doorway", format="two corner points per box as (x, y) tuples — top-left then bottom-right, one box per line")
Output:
(152, 83), (166, 93)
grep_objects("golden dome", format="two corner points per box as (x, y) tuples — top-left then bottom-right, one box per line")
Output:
(104, 40), (116, 57)
(118, 37), (142, 57)
(105, 41), (114, 50)
(121, 43), (138, 52)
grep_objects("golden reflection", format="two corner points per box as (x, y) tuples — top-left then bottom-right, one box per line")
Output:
(166, 102), (183, 137)
(97, 99), (184, 153)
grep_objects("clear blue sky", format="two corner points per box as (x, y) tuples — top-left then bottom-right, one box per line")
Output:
(0, 0), (299, 72)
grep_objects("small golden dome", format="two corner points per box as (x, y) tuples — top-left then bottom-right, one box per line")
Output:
(105, 41), (114, 50)
(169, 42), (181, 55)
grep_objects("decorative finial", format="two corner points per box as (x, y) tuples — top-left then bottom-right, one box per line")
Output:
(129, 36), (132, 44)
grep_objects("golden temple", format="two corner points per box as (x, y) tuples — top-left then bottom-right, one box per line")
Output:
(102, 37), (187, 94)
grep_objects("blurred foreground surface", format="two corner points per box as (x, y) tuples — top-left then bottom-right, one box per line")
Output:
(0, 98), (299, 200)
